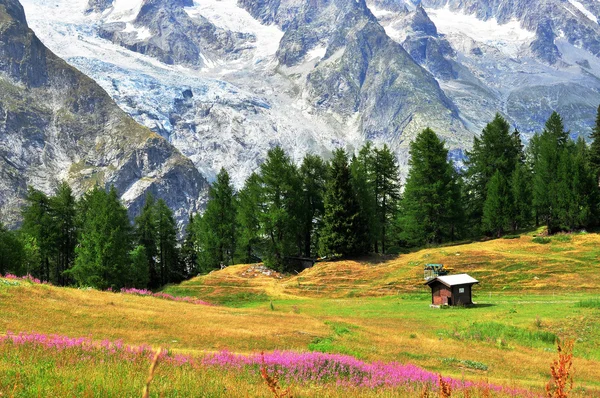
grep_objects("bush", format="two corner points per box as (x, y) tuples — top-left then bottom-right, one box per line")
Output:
(503, 235), (521, 240)
(532, 237), (551, 244)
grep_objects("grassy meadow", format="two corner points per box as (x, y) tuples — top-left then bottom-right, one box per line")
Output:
(2, 234), (600, 396)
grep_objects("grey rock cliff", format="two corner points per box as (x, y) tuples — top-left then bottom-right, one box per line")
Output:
(0, 0), (208, 228)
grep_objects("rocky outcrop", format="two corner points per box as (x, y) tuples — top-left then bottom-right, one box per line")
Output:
(0, 0), (208, 228)
(98, 0), (252, 68)
(85, 0), (113, 14)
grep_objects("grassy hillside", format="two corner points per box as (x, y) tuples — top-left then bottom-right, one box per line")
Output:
(2, 234), (600, 396)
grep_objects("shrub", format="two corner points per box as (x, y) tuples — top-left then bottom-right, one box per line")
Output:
(533, 237), (551, 244)
(503, 235), (521, 240)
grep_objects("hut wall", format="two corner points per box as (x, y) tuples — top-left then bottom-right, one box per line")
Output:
(431, 283), (452, 305)
(452, 285), (473, 305)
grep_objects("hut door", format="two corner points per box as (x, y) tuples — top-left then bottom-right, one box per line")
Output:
(447, 297), (452, 306)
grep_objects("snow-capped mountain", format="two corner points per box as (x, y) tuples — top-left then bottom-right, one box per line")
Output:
(4, 0), (600, 211)
(0, 0), (208, 228)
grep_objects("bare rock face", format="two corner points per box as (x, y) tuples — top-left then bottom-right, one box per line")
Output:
(0, 0), (208, 228)
(98, 0), (252, 68)
(85, 0), (113, 14)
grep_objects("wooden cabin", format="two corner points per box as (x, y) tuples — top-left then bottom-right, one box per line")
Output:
(424, 274), (479, 306)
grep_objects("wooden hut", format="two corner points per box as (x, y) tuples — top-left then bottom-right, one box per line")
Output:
(424, 274), (479, 306)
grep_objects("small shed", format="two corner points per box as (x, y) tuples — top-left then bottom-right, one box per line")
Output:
(424, 274), (479, 306)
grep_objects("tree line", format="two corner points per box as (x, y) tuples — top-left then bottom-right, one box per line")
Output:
(0, 185), (184, 289)
(2, 109), (600, 284)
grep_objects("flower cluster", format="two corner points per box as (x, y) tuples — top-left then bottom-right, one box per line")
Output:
(0, 273), (47, 284)
(119, 288), (213, 306)
(1, 331), (536, 397)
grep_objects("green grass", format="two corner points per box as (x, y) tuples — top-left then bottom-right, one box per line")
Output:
(576, 299), (600, 309)
(532, 237), (551, 244)
(441, 357), (489, 371)
(445, 321), (557, 348)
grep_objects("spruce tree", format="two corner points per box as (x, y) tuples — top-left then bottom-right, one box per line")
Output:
(21, 188), (53, 281)
(588, 105), (600, 185)
(299, 154), (327, 258)
(180, 214), (199, 276)
(319, 149), (364, 257)
(196, 168), (237, 271)
(350, 143), (378, 252)
(236, 173), (262, 264)
(155, 199), (181, 284)
(464, 114), (522, 234)
(373, 144), (400, 253)
(49, 182), (77, 285)
(69, 186), (132, 289)
(0, 224), (24, 275)
(509, 162), (533, 232)
(532, 112), (570, 233)
(128, 245), (150, 288)
(258, 147), (301, 271)
(134, 193), (159, 287)
(399, 128), (462, 246)
(482, 170), (509, 237)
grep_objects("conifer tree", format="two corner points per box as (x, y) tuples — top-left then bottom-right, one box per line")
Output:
(350, 143), (378, 252)
(155, 199), (181, 284)
(509, 162), (533, 232)
(532, 112), (570, 233)
(236, 173), (262, 264)
(180, 214), (199, 276)
(465, 114), (522, 233)
(482, 170), (510, 237)
(21, 188), (53, 281)
(399, 128), (462, 246)
(69, 186), (132, 289)
(373, 144), (400, 253)
(134, 193), (159, 287)
(258, 147), (301, 271)
(196, 168), (237, 271)
(128, 245), (150, 288)
(49, 182), (77, 285)
(319, 149), (364, 257)
(589, 105), (600, 185)
(0, 223), (24, 275)
(299, 154), (327, 258)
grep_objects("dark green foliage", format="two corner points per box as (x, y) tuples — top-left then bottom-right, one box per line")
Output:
(49, 182), (77, 285)
(298, 154), (328, 257)
(320, 149), (365, 257)
(509, 162), (533, 232)
(465, 114), (523, 234)
(399, 128), (462, 246)
(156, 199), (181, 284)
(236, 173), (262, 264)
(0, 224), (24, 275)
(21, 188), (53, 282)
(134, 193), (159, 287)
(68, 187), (133, 290)
(128, 245), (150, 288)
(257, 147), (302, 271)
(588, 105), (600, 184)
(373, 145), (400, 253)
(482, 170), (509, 237)
(196, 168), (237, 272)
(350, 143), (378, 253)
(180, 214), (199, 276)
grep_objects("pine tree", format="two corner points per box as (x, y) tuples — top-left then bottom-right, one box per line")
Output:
(134, 193), (159, 287)
(588, 105), (600, 185)
(319, 149), (364, 257)
(155, 199), (180, 284)
(532, 112), (570, 233)
(399, 128), (462, 246)
(0, 224), (24, 275)
(196, 168), (237, 272)
(482, 170), (510, 237)
(49, 182), (77, 285)
(509, 162), (533, 232)
(464, 114), (522, 233)
(236, 173), (262, 264)
(373, 144), (400, 253)
(128, 245), (150, 288)
(258, 147), (301, 271)
(350, 143), (378, 252)
(180, 214), (199, 276)
(298, 154), (327, 258)
(21, 187), (53, 282)
(68, 186), (133, 289)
